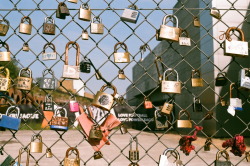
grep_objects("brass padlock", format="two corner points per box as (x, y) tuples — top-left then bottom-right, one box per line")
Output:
(16, 68), (32, 91)
(193, 16), (201, 27)
(179, 29), (191, 46)
(90, 16), (104, 34)
(94, 151), (103, 160)
(19, 16), (32, 35)
(246, 151), (250, 162)
(154, 109), (169, 129)
(204, 138), (212, 151)
(161, 68), (181, 94)
(144, 97), (153, 109)
(68, 0), (78, 3)
(191, 69), (203, 87)
(114, 42), (130, 63)
(155, 29), (162, 41)
(56, 2), (66, 19)
(17, 147), (30, 166)
(22, 43), (29, 52)
(0, 19), (10, 36)
(42, 42), (57, 60)
(0, 67), (10, 92)
(0, 42), (11, 61)
(210, 7), (221, 19)
(79, 3), (91, 21)
(82, 30), (89, 40)
(92, 84), (117, 111)
(224, 27), (248, 57)
(118, 69), (126, 79)
(39, 69), (56, 90)
(215, 150), (231, 166)
(63, 41), (80, 79)
(46, 148), (53, 158)
(43, 16), (56, 35)
(177, 110), (192, 128)
(215, 72), (227, 86)
(161, 100), (173, 114)
(129, 136), (139, 161)
(89, 124), (103, 140)
(158, 14), (180, 41)
(59, 2), (70, 16)
(64, 147), (80, 166)
(121, 5), (140, 24)
(30, 134), (43, 153)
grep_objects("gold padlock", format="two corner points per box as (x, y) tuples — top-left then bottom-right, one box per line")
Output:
(191, 69), (203, 87)
(64, 147), (80, 166)
(68, 0), (78, 3)
(210, 7), (221, 19)
(91, 16), (104, 34)
(22, 43), (30, 52)
(30, 134), (43, 153)
(118, 69), (126, 79)
(161, 100), (173, 114)
(17, 147), (30, 166)
(43, 16), (56, 35)
(158, 14), (180, 41)
(79, 3), (91, 21)
(193, 16), (201, 27)
(16, 68), (32, 91)
(19, 16), (32, 35)
(0, 42), (11, 61)
(82, 30), (89, 40)
(46, 148), (53, 158)
(62, 41), (80, 79)
(114, 42), (130, 63)
(92, 84), (117, 111)
(161, 68), (181, 94)
(0, 19), (10, 36)
(0, 67), (10, 92)
(179, 29), (191, 46)
(89, 124), (103, 140)
(177, 110), (192, 128)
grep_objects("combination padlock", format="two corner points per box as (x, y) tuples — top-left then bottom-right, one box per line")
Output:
(129, 137), (139, 161)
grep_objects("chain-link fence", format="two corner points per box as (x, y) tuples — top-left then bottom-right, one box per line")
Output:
(1, 0), (250, 165)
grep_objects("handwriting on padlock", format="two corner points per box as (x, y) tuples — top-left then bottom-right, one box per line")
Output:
(226, 41), (248, 55)
(162, 82), (180, 89)
(44, 25), (55, 33)
(42, 52), (56, 60)
(65, 66), (79, 75)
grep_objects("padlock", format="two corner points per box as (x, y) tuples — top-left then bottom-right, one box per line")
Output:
(177, 110), (192, 128)
(215, 72), (227, 86)
(229, 83), (242, 111)
(43, 95), (54, 111)
(39, 69), (56, 90)
(214, 150), (231, 166)
(156, 29), (162, 41)
(193, 97), (202, 112)
(158, 14), (180, 41)
(161, 100), (173, 115)
(120, 123), (128, 134)
(94, 151), (103, 160)
(42, 42), (57, 60)
(121, 5), (140, 24)
(191, 69), (203, 87)
(204, 138), (212, 151)
(1, 155), (15, 166)
(129, 137), (139, 161)
(90, 16), (104, 34)
(30, 134), (43, 153)
(0, 42), (11, 61)
(59, 2), (70, 16)
(22, 43), (29, 52)
(79, 3), (91, 21)
(224, 27), (248, 57)
(46, 148), (53, 158)
(161, 68), (181, 94)
(246, 151), (250, 162)
(68, 0), (78, 3)
(50, 107), (68, 131)
(63, 41), (80, 79)
(114, 42), (130, 63)
(92, 84), (117, 111)
(80, 58), (91, 73)
(95, 70), (102, 80)
(118, 69), (126, 79)
(89, 124), (103, 140)
(210, 7), (221, 19)
(64, 147), (80, 166)
(158, 148), (183, 166)
(238, 68), (250, 90)
(204, 111), (213, 120)
(193, 16), (201, 27)
(154, 109), (169, 129)
(0, 106), (21, 131)
(56, 2), (66, 19)
(0, 67), (10, 92)
(0, 19), (10, 36)
(19, 16), (32, 35)
(154, 56), (164, 82)
(81, 30), (89, 40)
(129, 162), (140, 166)
(16, 68), (32, 91)
(179, 29), (191, 46)
(70, 98), (79, 112)
(144, 97), (153, 109)
(14, 147), (30, 166)
(43, 16), (56, 35)
(220, 97), (226, 106)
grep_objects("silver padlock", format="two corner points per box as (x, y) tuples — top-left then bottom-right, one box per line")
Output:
(91, 16), (104, 34)
(82, 30), (89, 40)
(158, 148), (183, 166)
(238, 68), (250, 90)
(154, 109), (169, 129)
(79, 3), (91, 21)
(229, 83), (242, 111)
(121, 5), (140, 24)
(42, 43), (57, 60)
(179, 29), (191, 46)
(210, 7), (221, 19)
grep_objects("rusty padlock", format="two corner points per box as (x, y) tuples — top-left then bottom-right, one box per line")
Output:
(43, 16), (56, 35)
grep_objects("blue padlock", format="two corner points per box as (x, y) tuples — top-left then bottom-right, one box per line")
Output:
(0, 106), (21, 131)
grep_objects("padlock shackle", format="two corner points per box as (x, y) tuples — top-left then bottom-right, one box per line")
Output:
(81, 3), (90, 9)
(162, 148), (180, 160)
(6, 106), (20, 118)
(130, 136), (139, 150)
(92, 16), (102, 23)
(119, 69), (124, 74)
(193, 97), (200, 104)
(225, 27), (245, 42)
(179, 29), (190, 38)
(65, 41), (80, 66)
(162, 14), (178, 27)
(44, 16), (55, 24)
(0, 19), (10, 26)
(18, 68), (32, 78)
(65, 147), (80, 159)
(31, 134), (42, 142)
(59, 2), (67, 7)
(18, 147), (30, 166)
(99, 84), (117, 97)
(211, 7), (220, 14)
(0, 67), (10, 79)
(114, 42), (129, 53)
(42, 69), (55, 77)
(0, 42), (10, 52)
(43, 42), (56, 53)
(217, 72), (227, 78)
(21, 16), (32, 25)
(128, 4), (138, 10)
(45, 94), (53, 102)
(178, 110), (191, 120)
(54, 107), (67, 117)
(163, 68), (179, 81)
(216, 150), (230, 161)
(230, 83), (239, 98)
(191, 69), (201, 78)
(23, 42), (29, 47)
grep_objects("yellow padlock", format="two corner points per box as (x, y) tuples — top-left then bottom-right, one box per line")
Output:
(30, 134), (43, 153)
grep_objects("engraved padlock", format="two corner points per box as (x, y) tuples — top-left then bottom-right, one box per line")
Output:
(19, 16), (32, 35)
(39, 69), (56, 90)
(68, 0), (78, 3)
(154, 109), (169, 129)
(43, 95), (54, 111)
(46, 148), (53, 158)
(224, 27), (248, 57)
(118, 69), (126, 79)
(238, 68), (250, 90)
(0, 42), (11, 61)
(144, 97), (153, 109)
(204, 138), (212, 151)
(22, 43), (29, 52)
(91, 16), (104, 34)
(0, 67), (10, 92)
(80, 57), (91, 73)
(30, 134), (43, 153)
(16, 68), (32, 91)
(158, 14), (180, 41)
(0, 19), (10, 36)
(229, 83), (242, 111)
(193, 97), (202, 112)
(79, 3), (91, 21)
(82, 30), (89, 40)
(214, 150), (231, 166)
(56, 2), (66, 19)
(42, 42), (57, 60)
(50, 107), (68, 131)
(114, 42), (130, 63)
(92, 84), (117, 111)
(191, 69), (203, 87)
(63, 41), (80, 79)
(64, 147), (80, 166)
(161, 68), (181, 94)
(89, 124), (103, 140)
(158, 148), (183, 166)
(179, 29), (191, 46)
(129, 137), (139, 161)
(121, 5), (140, 24)
(215, 72), (227, 86)
(43, 16), (56, 35)
(210, 7), (221, 19)
(15, 147), (30, 166)
(161, 100), (174, 115)
(193, 16), (201, 27)
(177, 110), (192, 128)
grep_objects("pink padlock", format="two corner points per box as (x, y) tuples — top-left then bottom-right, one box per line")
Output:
(70, 100), (79, 112)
